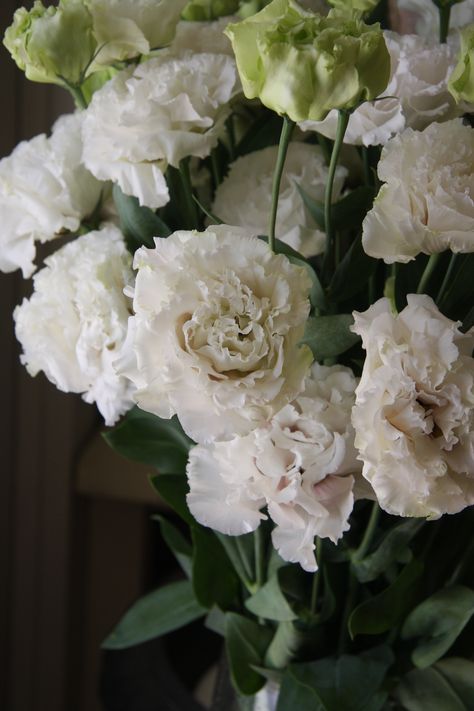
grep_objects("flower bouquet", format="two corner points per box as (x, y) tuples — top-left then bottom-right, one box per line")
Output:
(2, 0), (474, 708)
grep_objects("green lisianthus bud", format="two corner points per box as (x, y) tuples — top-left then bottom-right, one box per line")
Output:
(182, 0), (240, 21)
(328, 0), (380, 14)
(449, 24), (474, 104)
(3, 0), (96, 86)
(225, 0), (390, 122)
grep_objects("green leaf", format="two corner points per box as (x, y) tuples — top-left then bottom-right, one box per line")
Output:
(353, 519), (424, 583)
(245, 571), (298, 622)
(149, 473), (194, 525)
(225, 612), (273, 695)
(192, 527), (239, 609)
(264, 621), (304, 670)
(401, 585), (474, 668)
(301, 314), (360, 361)
(104, 408), (193, 473)
(279, 647), (394, 711)
(205, 606), (227, 636)
(277, 671), (324, 711)
(328, 234), (377, 303)
(440, 253), (474, 321)
(349, 559), (423, 638)
(113, 184), (171, 252)
(102, 580), (205, 650)
(436, 658), (474, 707)
(296, 184), (376, 233)
(395, 666), (468, 711)
(216, 532), (255, 588)
(235, 111), (283, 156)
(394, 256), (429, 311)
(289, 256), (327, 311)
(153, 515), (192, 578)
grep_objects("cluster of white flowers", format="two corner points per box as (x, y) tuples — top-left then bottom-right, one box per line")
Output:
(2, 0), (474, 576)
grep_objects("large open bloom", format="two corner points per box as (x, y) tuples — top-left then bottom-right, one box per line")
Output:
(352, 296), (474, 518)
(116, 225), (313, 443)
(0, 112), (102, 277)
(82, 51), (237, 208)
(187, 364), (361, 571)
(14, 224), (135, 425)
(362, 119), (474, 263)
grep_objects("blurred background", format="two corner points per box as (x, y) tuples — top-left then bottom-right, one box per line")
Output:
(0, 3), (222, 710)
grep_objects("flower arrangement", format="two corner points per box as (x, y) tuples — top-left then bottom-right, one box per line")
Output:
(2, 0), (474, 708)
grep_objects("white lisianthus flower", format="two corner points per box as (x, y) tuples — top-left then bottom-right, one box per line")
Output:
(86, 0), (188, 65)
(300, 32), (459, 146)
(187, 364), (361, 572)
(116, 225), (313, 443)
(0, 112), (102, 277)
(362, 119), (474, 263)
(398, 0), (474, 40)
(14, 225), (135, 426)
(82, 51), (237, 208)
(171, 17), (236, 55)
(352, 296), (474, 519)
(212, 142), (347, 258)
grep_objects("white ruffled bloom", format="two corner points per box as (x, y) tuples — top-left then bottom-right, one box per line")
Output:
(398, 0), (474, 40)
(187, 364), (361, 572)
(0, 112), (102, 278)
(212, 143), (347, 258)
(362, 119), (474, 263)
(87, 0), (188, 65)
(14, 225), (135, 425)
(116, 225), (313, 443)
(300, 32), (459, 146)
(82, 51), (237, 209)
(352, 296), (474, 519)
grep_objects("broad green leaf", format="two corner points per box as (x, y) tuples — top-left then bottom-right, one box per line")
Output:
(216, 532), (255, 588)
(288, 255), (327, 311)
(349, 559), (423, 638)
(296, 184), (376, 233)
(192, 527), (239, 609)
(104, 408), (193, 473)
(401, 585), (474, 668)
(205, 606), (226, 636)
(264, 621), (304, 670)
(280, 647), (393, 711)
(301, 315), (360, 361)
(149, 473), (194, 525)
(436, 658), (474, 706)
(113, 184), (171, 252)
(153, 515), (192, 578)
(277, 669), (324, 711)
(225, 612), (273, 695)
(328, 234), (378, 303)
(395, 666), (467, 711)
(353, 519), (424, 583)
(441, 253), (474, 322)
(102, 580), (205, 650)
(245, 572), (298, 622)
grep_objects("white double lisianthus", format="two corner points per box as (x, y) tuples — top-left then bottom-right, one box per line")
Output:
(14, 225), (135, 425)
(116, 225), (313, 443)
(362, 119), (474, 263)
(82, 51), (238, 209)
(352, 296), (474, 519)
(0, 112), (102, 277)
(398, 0), (474, 40)
(301, 31), (460, 146)
(212, 142), (347, 257)
(187, 364), (361, 572)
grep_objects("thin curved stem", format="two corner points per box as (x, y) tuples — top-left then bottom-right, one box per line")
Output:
(310, 538), (323, 615)
(354, 502), (380, 562)
(438, 4), (451, 43)
(416, 253), (441, 295)
(268, 116), (295, 252)
(322, 110), (351, 280)
(436, 252), (458, 305)
(254, 527), (265, 591)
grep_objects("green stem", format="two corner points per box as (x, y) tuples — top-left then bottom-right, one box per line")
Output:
(310, 538), (323, 615)
(211, 150), (221, 190)
(438, 4), (451, 43)
(226, 114), (236, 162)
(361, 146), (372, 187)
(65, 82), (87, 109)
(254, 527), (265, 590)
(322, 110), (351, 280)
(416, 253), (441, 295)
(354, 502), (380, 562)
(268, 116), (295, 252)
(179, 158), (199, 229)
(436, 252), (458, 305)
